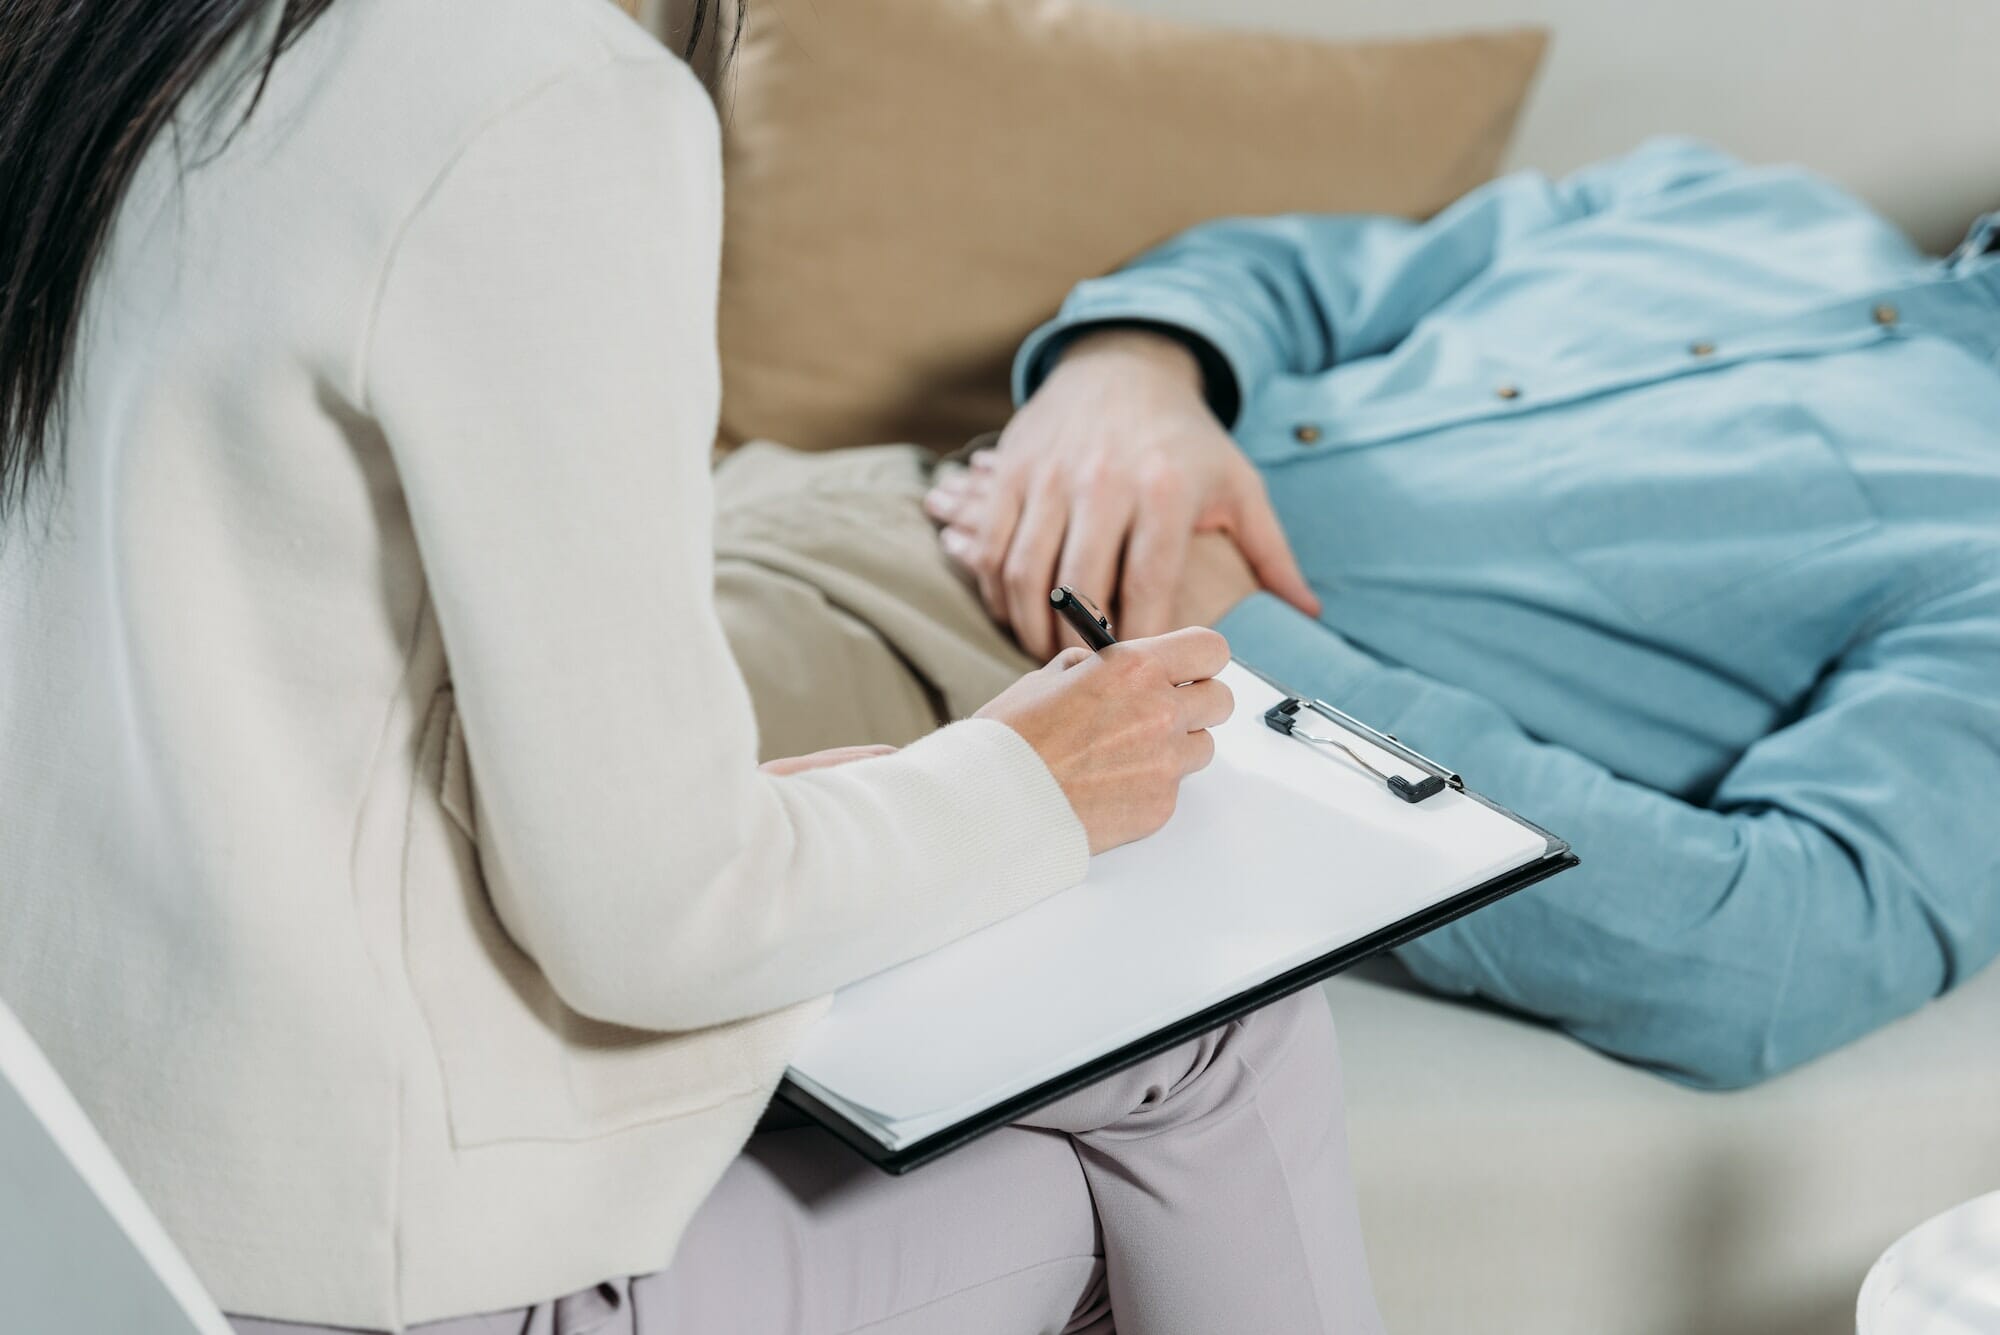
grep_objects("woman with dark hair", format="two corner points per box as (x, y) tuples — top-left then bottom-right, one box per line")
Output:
(0, 2), (1383, 1332)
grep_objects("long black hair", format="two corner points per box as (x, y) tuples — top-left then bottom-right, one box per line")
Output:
(0, 0), (733, 521)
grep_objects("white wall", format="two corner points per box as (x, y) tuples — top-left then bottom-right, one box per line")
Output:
(1104, 0), (1999, 254)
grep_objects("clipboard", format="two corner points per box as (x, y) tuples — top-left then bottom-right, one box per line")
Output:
(779, 661), (1577, 1174)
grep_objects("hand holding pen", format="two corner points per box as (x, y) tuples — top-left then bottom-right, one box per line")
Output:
(968, 587), (1233, 854)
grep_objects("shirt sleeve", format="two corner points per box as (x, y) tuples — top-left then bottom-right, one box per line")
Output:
(1217, 576), (2000, 1090)
(362, 56), (1087, 1033)
(1014, 138), (1745, 425)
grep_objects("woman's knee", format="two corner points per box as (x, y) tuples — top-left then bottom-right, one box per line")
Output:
(1220, 988), (1353, 1156)
(1025, 987), (1342, 1137)
(1231, 986), (1341, 1076)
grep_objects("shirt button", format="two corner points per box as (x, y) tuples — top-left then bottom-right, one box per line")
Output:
(1689, 340), (1717, 357)
(1293, 424), (1323, 445)
(1873, 303), (1900, 326)
(1495, 383), (1521, 400)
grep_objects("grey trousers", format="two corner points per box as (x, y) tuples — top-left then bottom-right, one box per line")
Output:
(232, 444), (1385, 1335)
(232, 993), (1382, 1335)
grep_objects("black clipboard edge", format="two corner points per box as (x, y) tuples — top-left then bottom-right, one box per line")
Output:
(778, 841), (1578, 1174)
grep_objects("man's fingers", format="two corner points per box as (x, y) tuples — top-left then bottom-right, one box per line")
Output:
(1002, 476), (1071, 658)
(923, 475), (971, 523)
(1121, 483), (1197, 638)
(1230, 479), (1321, 618)
(943, 470), (1023, 624)
(939, 524), (995, 617)
(1126, 624), (1230, 685)
(1053, 485), (1137, 650)
(1171, 676), (1234, 733)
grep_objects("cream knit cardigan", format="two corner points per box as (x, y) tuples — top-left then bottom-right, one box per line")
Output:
(0, 0), (1087, 1326)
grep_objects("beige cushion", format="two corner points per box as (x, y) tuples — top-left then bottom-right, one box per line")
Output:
(715, 0), (1547, 453)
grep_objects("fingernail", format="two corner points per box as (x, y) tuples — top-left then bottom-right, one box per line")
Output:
(924, 488), (957, 517)
(940, 527), (970, 555)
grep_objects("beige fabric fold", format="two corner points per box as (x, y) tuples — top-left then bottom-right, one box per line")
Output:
(713, 440), (1035, 760)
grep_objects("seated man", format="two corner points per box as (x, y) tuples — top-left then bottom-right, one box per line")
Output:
(922, 138), (2000, 1090)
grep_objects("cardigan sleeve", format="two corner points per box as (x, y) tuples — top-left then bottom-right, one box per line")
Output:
(362, 55), (1087, 1032)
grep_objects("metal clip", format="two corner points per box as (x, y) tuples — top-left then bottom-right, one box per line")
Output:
(1262, 699), (1450, 803)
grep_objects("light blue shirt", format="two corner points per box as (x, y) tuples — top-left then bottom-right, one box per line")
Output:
(1017, 139), (2000, 1089)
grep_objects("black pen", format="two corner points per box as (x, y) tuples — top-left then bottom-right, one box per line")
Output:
(1050, 586), (1117, 652)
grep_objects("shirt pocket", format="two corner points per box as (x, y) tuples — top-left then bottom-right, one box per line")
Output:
(403, 688), (806, 1148)
(1537, 389), (1878, 624)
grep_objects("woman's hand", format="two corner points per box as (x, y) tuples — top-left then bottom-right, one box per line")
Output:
(759, 744), (898, 776)
(975, 626), (1233, 854)
(924, 327), (1317, 658)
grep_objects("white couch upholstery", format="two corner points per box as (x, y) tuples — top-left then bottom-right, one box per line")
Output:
(1325, 962), (2000, 1334)
(1097, 3), (2000, 1329)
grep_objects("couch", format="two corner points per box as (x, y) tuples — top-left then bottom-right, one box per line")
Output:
(1332, 957), (1999, 1335)
(1120, 4), (2000, 1331)
(642, 0), (2000, 1328)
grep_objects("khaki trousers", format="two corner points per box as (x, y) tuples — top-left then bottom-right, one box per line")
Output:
(710, 441), (1034, 760)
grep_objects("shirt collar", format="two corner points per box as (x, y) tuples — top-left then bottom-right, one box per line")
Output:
(1948, 213), (2000, 266)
